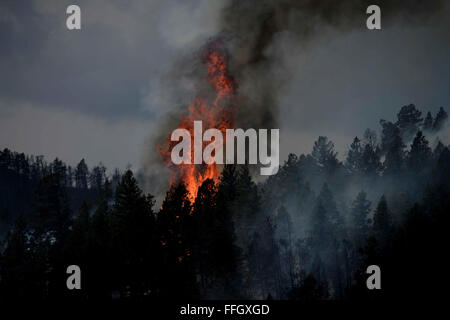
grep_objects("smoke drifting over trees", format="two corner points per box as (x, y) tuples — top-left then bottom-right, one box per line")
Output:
(142, 0), (449, 196)
(219, 0), (448, 128)
(1, 103), (448, 301)
(1, 0), (449, 303)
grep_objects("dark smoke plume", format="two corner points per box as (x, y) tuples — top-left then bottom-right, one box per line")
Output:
(142, 0), (447, 198)
(220, 0), (447, 129)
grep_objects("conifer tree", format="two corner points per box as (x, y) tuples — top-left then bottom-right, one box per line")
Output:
(89, 163), (107, 190)
(432, 140), (445, 161)
(373, 195), (391, 237)
(110, 170), (155, 297)
(317, 183), (342, 229)
(311, 136), (338, 173)
(361, 143), (382, 176)
(408, 131), (431, 170)
(422, 111), (433, 131)
(351, 191), (371, 239)
(33, 173), (72, 242)
(276, 206), (295, 288)
(75, 159), (89, 189)
(248, 217), (280, 298)
(433, 107), (448, 131)
(395, 104), (422, 140)
(380, 120), (405, 174)
(310, 200), (331, 250)
(158, 183), (197, 298)
(346, 137), (363, 173)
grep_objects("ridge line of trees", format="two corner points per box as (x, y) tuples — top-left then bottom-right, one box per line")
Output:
(0, 103), (448, 301)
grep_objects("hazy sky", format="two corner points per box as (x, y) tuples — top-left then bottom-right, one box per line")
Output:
(1, 0), (449, 171)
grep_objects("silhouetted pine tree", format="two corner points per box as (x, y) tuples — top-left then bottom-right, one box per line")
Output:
(33, 173), (72, 242)
(346, 137), (363, 174)
(361, 143), (382, 176)
(110, 170), (156, 298)
(29, 173), (73, 299)
(234, 165), (260, 247)
(66, 202), (89, 262)
(310, 200), (331, 250)
(0, 216), (43, 299)
(75, 159), (89, 189)
(373, 195), (391, 241)
(317, 183), (342, 231)
(432, 106), (448, 131)
(51, 158), (67, 187)
(192, 178), (241, 298)
(395, 104), (422, 140)
(432, 141), (445, 162)
(408, 131), (431, 171)
(88, 191), (112, 299)
(422, 111), (433, 131)
(67, 165), (74, 188)
(192, 179), (218, 292)
(350, 191), (371, 242)
(311, 136), (339, 174)
(89, 163), (107, 190)
(276, 206), (295, 290)
(248, 217), (280, 298)
(158, 183), (197, 298)
(380, 120), (405, 174)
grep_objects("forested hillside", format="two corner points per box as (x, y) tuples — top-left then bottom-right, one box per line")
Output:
(0, 104), (448, 301)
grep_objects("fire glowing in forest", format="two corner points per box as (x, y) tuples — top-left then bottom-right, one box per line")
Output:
(158, 44), (236, 201)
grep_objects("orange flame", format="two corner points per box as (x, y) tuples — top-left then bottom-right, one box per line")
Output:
(158, 44), (236, 201)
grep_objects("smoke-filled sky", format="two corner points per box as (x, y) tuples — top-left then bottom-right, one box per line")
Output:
(1, 0), (449, 171)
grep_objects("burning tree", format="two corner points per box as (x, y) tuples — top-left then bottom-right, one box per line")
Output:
(158, 42), (237, 201)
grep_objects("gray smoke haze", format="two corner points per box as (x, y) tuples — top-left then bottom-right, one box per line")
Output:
(0, 1), (448, 196)
(220, 0), (448, 128)
(142, 0), (450, 197)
